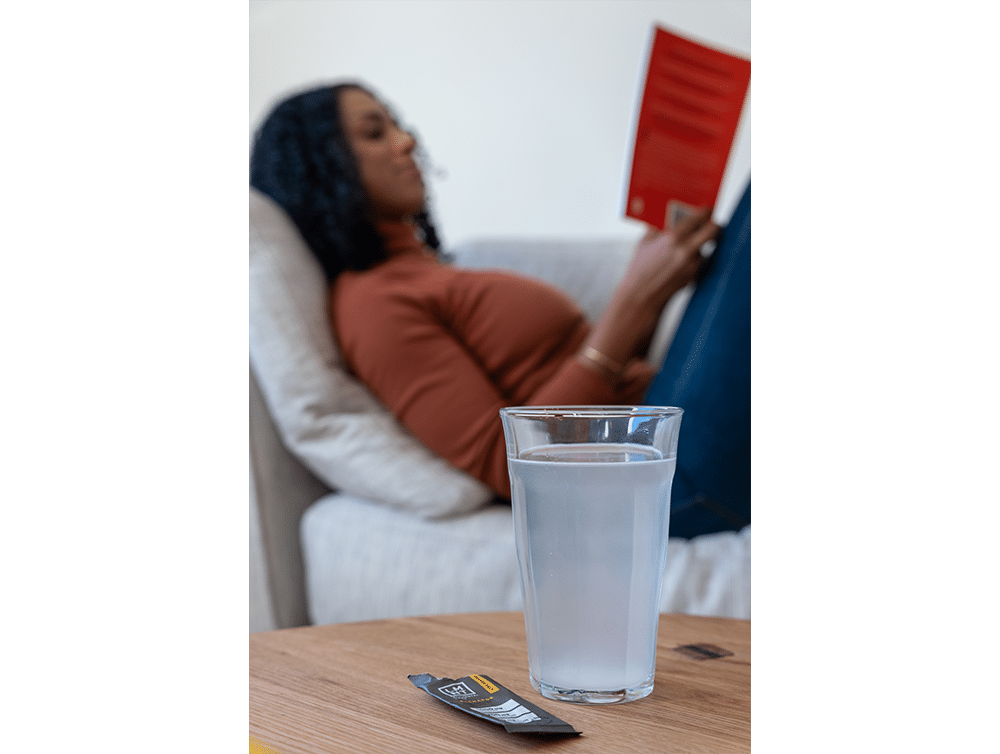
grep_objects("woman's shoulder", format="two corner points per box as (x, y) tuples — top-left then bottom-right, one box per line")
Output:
(335, 252), (426, 289)
(331, 253), (455, 318)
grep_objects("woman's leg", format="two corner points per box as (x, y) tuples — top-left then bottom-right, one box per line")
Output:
(644, 182), (750, 539)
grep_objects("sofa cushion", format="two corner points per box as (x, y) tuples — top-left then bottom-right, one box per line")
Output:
(249, 188), (494, 518)
(301, 492), (751, 623)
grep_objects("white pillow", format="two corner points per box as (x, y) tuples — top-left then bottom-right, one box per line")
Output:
(249, 189), (494, 518)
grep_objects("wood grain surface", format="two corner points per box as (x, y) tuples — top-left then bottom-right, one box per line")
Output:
(250, 611), (749, 753)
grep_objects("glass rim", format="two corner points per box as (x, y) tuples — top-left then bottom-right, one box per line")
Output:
(499, 405), (682, 419)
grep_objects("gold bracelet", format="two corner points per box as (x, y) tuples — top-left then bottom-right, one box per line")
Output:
(581, 346), (627, 378)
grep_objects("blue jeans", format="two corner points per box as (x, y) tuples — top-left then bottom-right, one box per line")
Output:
(644, 182), (750, 539)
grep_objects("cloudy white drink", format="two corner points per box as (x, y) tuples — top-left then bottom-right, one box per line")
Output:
(508, 442), (676, 703)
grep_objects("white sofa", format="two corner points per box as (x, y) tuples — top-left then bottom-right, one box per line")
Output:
(249, 189), (750, 633)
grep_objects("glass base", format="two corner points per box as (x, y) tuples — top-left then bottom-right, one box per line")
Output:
(530, 674), (654, 705)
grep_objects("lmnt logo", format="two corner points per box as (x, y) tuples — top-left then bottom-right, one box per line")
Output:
(438, 681), (479, 700)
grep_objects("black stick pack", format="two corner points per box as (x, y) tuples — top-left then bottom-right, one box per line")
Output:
(408, 673), (580, 736)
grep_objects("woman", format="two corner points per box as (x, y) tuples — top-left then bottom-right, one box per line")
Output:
(250, 82), (749, 538)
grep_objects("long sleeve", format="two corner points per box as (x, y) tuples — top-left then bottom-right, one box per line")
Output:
(331, 252), (654, 498)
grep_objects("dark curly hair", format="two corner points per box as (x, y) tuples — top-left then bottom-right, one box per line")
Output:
(249, 82), (442, 280)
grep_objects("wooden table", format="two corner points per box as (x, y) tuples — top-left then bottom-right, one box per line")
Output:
(250, 611), (749, 753)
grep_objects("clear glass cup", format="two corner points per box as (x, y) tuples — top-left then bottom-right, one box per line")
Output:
(499, 406), (682, 704)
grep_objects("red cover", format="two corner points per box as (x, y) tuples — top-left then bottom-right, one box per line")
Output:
(625, 26), (750, 230)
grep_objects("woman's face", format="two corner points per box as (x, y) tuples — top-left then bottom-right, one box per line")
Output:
(337, 87), (426, 221)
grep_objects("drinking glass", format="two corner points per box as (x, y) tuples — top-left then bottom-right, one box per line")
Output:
(499, 406), (682, 704)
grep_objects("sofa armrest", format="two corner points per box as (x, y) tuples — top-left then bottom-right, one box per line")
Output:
(250, 365), (331, 631)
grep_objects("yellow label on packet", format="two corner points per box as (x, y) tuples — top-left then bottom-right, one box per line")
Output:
(471, 674), (499, 693)
(250, 735), (281, 754)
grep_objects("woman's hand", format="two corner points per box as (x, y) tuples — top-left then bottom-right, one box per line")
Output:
(624, 208), (719, 311)
(579, 209), (719, 381)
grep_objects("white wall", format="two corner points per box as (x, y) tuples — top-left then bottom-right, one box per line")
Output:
(250, 0), (750, 247)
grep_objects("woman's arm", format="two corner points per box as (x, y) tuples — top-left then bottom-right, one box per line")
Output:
(331, 266), (653, 499)
(331, 214), (716, 499)
(578, 209), (719, 383)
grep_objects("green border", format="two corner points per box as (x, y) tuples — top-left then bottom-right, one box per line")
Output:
(3, 4), (240, 751)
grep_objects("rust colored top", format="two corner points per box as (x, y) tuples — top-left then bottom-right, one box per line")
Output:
(330, 221), (654, 498)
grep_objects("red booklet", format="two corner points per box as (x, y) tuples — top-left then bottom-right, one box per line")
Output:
(624, 26), (751, 230)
